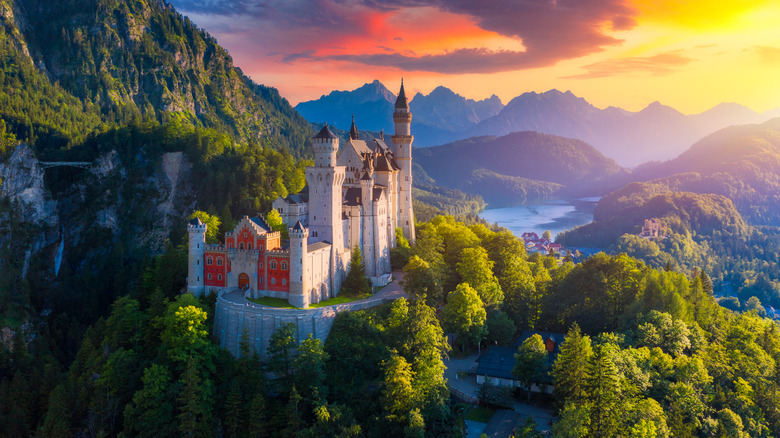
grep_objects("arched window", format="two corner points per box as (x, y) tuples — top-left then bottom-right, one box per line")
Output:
(239, 243), (244, 250)
(281, 262), (288, 270)
(207, 273), (212, 280)
(271, 278), (276, 285)
(218, 274), (222, 281)
(217, 258), (223, 266)
(206, 257), (212, 265)
(259, 245), (263, 251)
(248, 243), (252, 250)
(282, 278), (287, 286)
(270, 261), (277, 270)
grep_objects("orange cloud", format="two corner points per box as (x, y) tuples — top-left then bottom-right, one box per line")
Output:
(563, 51), (693, 79)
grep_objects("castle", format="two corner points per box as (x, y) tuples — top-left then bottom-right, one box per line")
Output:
(186, 81), (415, 308)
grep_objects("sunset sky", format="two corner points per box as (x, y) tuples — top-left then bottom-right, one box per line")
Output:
(169, 0), (780, 114)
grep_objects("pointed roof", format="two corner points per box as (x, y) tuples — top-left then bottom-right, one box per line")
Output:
(360, 170), (373, 181)
(374, 154), (393, 172)
(189, 217), (203, 226)
(349, 115), (359, 140)
(395, 78), (409, 110)
(292, 220), (305, 232)
(314, 124), (338, 139)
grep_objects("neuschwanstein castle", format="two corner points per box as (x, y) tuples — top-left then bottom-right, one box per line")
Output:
(186, 81), (415, 308)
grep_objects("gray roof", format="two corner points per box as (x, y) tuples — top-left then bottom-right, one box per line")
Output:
(314, 125), (338, 139)
(374, 154), (393, 172)
(292, 221), (305, 232)
(250, 216), (271, 232)
(344, 187), (362, 206)
(308, 241), (331, 252)
(189, 217), (203, 226)
(475, 346), (517, 380)
(395, 79), (409, 109)
(347, 139), (374, 155)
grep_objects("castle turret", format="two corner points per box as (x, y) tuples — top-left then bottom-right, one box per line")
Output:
(288, 221), (310, 308)
(306, 125), (346, 295)
(187, 217), (207, 296)
(360, 169), (376, 277)
(392, 79), (415, 242)
(349, 115), (359, 140)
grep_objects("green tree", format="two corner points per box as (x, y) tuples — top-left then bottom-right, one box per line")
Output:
(382, 353), (415, 422)
(402, 255), (443, 306)
(553, 323), (593, 407)
(457, 247), (503, 308)
(266, 208), (284, 232)
(160, 295), (210, 365)
(485, 310), (517, 345)
(123, 364), (176, 437)
(442, 283), (487, 351)
(513, 334), (548, 401)
(188, 210), (221, 243)
(178, 357), (212, 437)
(267, 322), (297, 378)
(294, 334), (329, 396)
(543, 230), (552, 240)
(342, 246), (371, 296)
(585, 345), (622, 437)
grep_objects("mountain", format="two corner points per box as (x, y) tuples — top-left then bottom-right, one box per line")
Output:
(0, 0), (312, 154)
(295, 81), (504, 146)
(409, 86), (503, 146)
(625, 117), (780, 225)
(295, 80), (396, 133)
(466, 90), (780, 167)
(415, 131), (626, 205)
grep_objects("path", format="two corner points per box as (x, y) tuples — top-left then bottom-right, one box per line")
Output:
(442, 353), (554, 434)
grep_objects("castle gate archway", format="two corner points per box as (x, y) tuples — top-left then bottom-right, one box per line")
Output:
(238, 273), (250, 290)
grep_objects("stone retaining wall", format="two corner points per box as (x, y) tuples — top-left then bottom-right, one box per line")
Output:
(214, 291), (394, 358)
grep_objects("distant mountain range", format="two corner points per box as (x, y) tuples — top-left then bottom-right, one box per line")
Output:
(415, 131), (627, 206)
(296, 82), (780, 167)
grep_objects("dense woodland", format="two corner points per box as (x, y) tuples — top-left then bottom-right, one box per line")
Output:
(5, 214), (780, 437)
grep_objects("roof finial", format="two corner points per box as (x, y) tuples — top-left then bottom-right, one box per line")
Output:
(395, 78), (409, 110)
(349, 114), (359, 140)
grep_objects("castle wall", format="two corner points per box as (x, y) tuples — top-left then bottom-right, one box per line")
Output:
(214, 290), (397, 358)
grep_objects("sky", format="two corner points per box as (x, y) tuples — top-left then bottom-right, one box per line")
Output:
(168, 0), (780, 114)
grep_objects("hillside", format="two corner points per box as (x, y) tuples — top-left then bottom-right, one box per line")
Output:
(415, 131), (626, 204)
(630, 117), (780, 225)
(1, 0), (312, 154)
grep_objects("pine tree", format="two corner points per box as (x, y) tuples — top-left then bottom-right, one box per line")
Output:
(342, 246), (371, 296)
(178, 358), (206, 437)
(552, 323), (593, 408)
(584, 345), (622, 437)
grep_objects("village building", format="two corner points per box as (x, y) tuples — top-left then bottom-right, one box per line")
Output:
(186, 81), (416, 308)
(475, 330), (565, 393)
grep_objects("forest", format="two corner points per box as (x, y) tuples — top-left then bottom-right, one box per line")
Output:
(4, 214), (780, 437)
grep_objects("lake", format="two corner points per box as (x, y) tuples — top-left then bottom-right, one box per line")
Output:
(478, 197), (600, 239)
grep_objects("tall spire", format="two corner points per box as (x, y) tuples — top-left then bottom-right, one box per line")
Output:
(395, 78), (409, 110)
(349, 114), (359, 140)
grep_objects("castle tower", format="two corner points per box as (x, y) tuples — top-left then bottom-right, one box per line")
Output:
(307, 125), (345, 246)
(306, 125), (346, 295)
(288, 221), (310, 308)
(392, 79), (416, 242)
(360, 169), (376, 277)
(187, 217), (207, 296)
(373, 153), (397, 249)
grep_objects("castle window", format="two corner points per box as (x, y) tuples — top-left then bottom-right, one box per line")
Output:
(271, 278), (276, 285)
(270, 261), (277, 270)
(207, 273), (212, 280)
(259, 262), (263, 269)
(279, 208), (283, 213)
(217, 259), (223, 266)
(259, 245), (263, 251)
(218, 274), (222, 280)
(282, 278), (287, 286)
(197, 260), (199, 265)
(244, 232), (247, 237)
(259, 278), (263, 284)
(206, 257), (212, 265)
(281, 262), (287, 270)
(248, 243), (252, 250)
(239, 243), (244, 250)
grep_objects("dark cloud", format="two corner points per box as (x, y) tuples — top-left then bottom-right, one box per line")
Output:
(169, 0), (640, 74)
(561, 52), (694, 79)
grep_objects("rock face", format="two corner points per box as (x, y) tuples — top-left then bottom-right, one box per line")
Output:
(0, 144), (57, 226)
